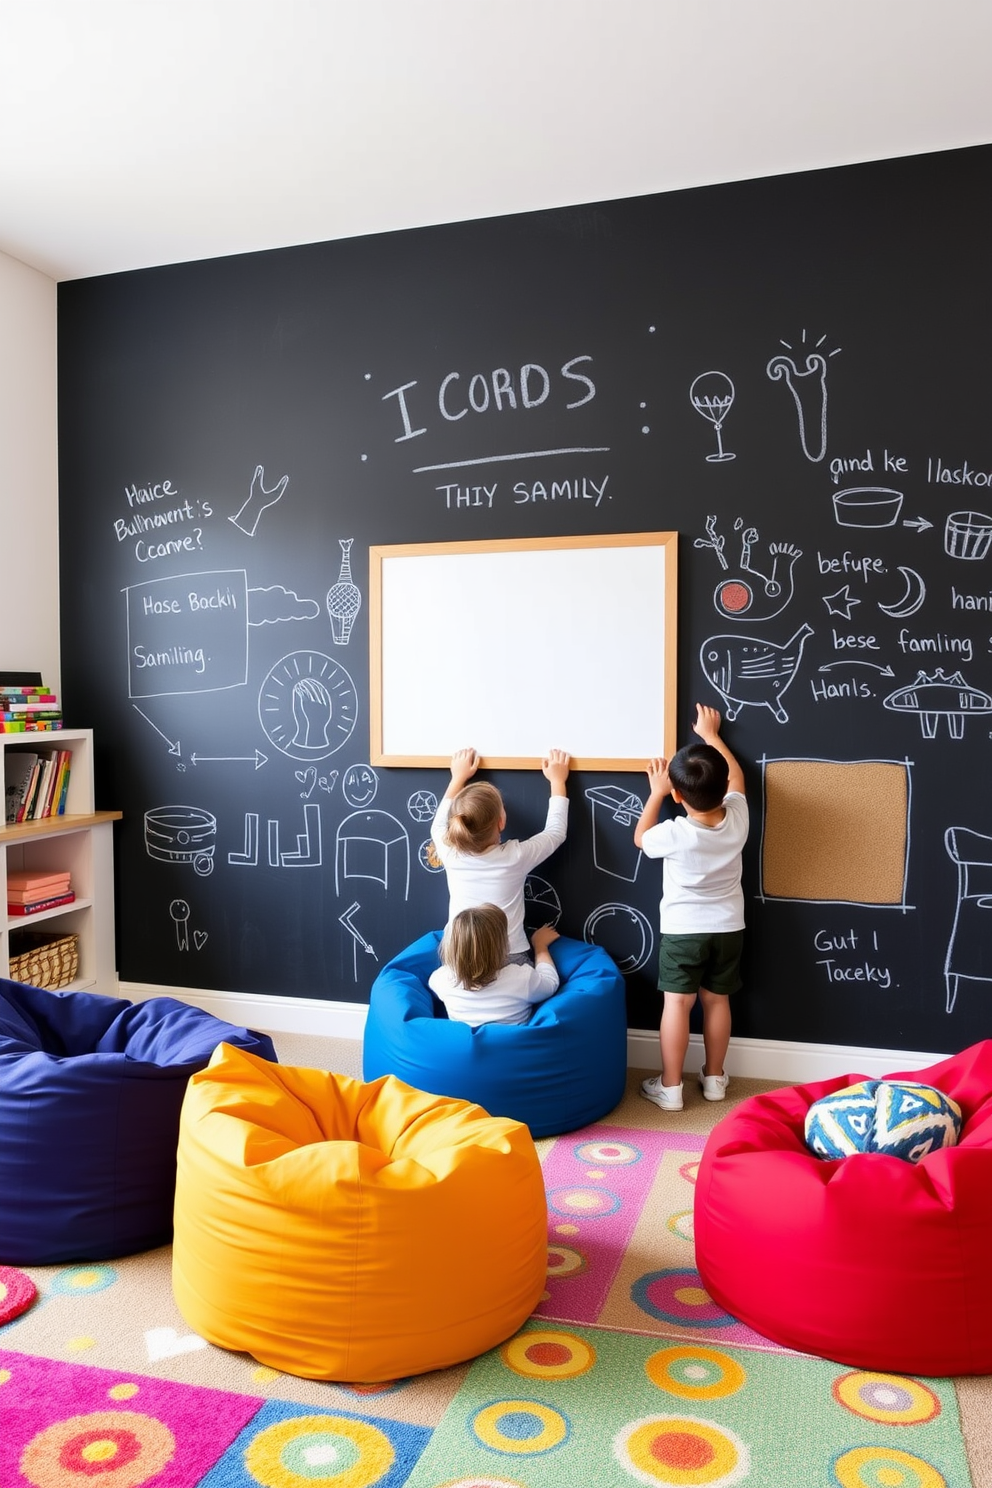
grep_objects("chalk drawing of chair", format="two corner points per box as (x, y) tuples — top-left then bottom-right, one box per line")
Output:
(944, 827), (992, 1013)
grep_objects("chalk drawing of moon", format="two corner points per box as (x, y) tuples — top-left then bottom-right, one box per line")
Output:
(877, 566), (926, 619)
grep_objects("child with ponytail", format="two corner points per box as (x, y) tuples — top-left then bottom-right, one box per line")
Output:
(430, 746), (570, 959)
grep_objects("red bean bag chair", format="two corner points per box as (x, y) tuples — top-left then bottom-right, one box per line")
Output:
(694, 1040), (992, 1375)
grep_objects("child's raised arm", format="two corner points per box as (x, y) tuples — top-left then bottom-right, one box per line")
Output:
(693, 704), (745, 796)
(443, 747), (479, 800)
(633, 757), (671, 847)
(542, 748), (570, 796)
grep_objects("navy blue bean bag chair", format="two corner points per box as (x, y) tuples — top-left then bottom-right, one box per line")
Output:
(0, 979), (276, 1265)
(363, 932), (627, 1137)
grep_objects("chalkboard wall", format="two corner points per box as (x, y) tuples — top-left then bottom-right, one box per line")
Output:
(58, 143), (992, 1055)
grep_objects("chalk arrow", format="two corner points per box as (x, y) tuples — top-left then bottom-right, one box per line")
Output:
(903, 516), (933, 533)
(190, 750), (268, 769)
(132, 705), (181, 756)
(338, 900), (377, 959)
(819, 661), (895, 676)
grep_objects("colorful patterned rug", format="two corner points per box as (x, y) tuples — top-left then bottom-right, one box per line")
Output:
(0, 1097), (983, 1486)
(536, 1124), (780, 1349)
(0, 1329), (972, 1487)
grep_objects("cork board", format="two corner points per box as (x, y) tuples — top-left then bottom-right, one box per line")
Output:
(761, 759), (910, 904)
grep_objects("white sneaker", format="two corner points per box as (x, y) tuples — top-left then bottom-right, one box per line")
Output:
(699, 1071), (729, 1102)
(640, 1075), (684, 1111)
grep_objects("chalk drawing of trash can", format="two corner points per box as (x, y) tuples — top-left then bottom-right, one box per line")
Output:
(585, 786), (644, 882)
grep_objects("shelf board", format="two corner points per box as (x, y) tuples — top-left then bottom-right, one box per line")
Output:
(0, 810), (122, 845)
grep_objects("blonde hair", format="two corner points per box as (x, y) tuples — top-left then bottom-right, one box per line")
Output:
(445, 781), (504, 854)
(440, 904), (508, 990)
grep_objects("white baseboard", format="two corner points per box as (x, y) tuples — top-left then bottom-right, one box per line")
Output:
(118, 980), (369, 1041)
(625, 1027), (944, 1083)
(118, 979), (944, 1084)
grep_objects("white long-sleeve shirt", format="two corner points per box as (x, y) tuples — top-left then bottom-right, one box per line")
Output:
(430, 794), (568, 952)
(428, 958), (560, 1027)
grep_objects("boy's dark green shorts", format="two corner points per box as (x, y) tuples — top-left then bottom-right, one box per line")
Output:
(657, 930), (743, 996)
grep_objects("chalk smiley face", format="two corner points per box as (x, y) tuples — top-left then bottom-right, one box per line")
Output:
(342, 763), (379, 807)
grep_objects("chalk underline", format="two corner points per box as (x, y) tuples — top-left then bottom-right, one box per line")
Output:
(413, 446), (611, 473)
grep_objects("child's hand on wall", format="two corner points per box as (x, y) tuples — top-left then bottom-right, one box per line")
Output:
(693, 704), (723, 744)
(542, 748), (570, 792)
(449, 747), (479, 790)
(531, 924), (560, 953)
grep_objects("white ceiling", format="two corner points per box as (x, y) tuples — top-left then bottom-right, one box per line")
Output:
(2, 0), (991, 283)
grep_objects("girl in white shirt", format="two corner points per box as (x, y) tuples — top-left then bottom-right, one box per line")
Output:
(430, 746), (569, 957)
(429, 903), (560, 1027)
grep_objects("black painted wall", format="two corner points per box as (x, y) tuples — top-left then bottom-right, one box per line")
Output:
(59, 144), (992, 1052)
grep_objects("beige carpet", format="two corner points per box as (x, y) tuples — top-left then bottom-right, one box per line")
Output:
(2, 1033), (989, 1486)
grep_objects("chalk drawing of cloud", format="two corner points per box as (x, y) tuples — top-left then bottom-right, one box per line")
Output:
(248, 586), (321, 625)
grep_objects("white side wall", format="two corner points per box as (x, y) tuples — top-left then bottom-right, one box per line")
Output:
(0, 250), (59, 690)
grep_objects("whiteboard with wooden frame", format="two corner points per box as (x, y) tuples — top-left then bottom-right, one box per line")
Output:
(369, 531), (678, 770)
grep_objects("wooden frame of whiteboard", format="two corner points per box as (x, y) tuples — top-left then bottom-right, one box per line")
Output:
(369, 531), (678, 770)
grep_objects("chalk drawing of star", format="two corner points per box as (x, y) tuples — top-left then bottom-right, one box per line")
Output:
(823, 585), (861, 619)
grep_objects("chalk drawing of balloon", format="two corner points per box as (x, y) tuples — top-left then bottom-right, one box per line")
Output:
(689, 371), (736, 463)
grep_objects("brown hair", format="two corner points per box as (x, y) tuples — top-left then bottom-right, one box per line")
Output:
(440, 904), (508, 989)
(444, 781), (504, 854)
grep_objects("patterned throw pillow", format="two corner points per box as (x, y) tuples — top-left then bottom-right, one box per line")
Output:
(804, 1079), (963, 1163)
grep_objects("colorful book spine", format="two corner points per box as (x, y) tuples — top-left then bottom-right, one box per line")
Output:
(7, 891), (76, 916)
(0, 710), (63, 719)
(51, 751), (71, 815)
(16, 761), (42, 822)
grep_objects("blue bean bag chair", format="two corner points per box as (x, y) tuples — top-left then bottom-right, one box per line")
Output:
(0, 979), (277, 1265)
(363, 932), (628, 1137)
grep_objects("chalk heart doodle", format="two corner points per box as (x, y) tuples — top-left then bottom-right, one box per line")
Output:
(700, 624), (814, 723)
(296, 766), (338, 798)
(257, 651), (358, 762)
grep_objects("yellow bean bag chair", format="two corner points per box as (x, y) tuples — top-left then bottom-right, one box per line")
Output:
(172, 1042), (547, 1382)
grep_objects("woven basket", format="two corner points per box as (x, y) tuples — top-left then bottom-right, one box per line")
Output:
(8, 930), (79, 991)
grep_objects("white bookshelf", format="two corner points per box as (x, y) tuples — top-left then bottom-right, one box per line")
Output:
(1, 729), (121, 992)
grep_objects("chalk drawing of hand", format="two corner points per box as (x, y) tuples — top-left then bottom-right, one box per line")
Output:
(229, 464), (289, 537)
(291, 676), (333, 748)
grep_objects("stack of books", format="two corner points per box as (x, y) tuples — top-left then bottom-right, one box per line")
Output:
(3, 747), (73, 824)
(7, 868), (75, 917)
(0, 683), (63, 732)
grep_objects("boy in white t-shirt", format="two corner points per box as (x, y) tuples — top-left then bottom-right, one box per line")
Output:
(633, 704), (748, 1112)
